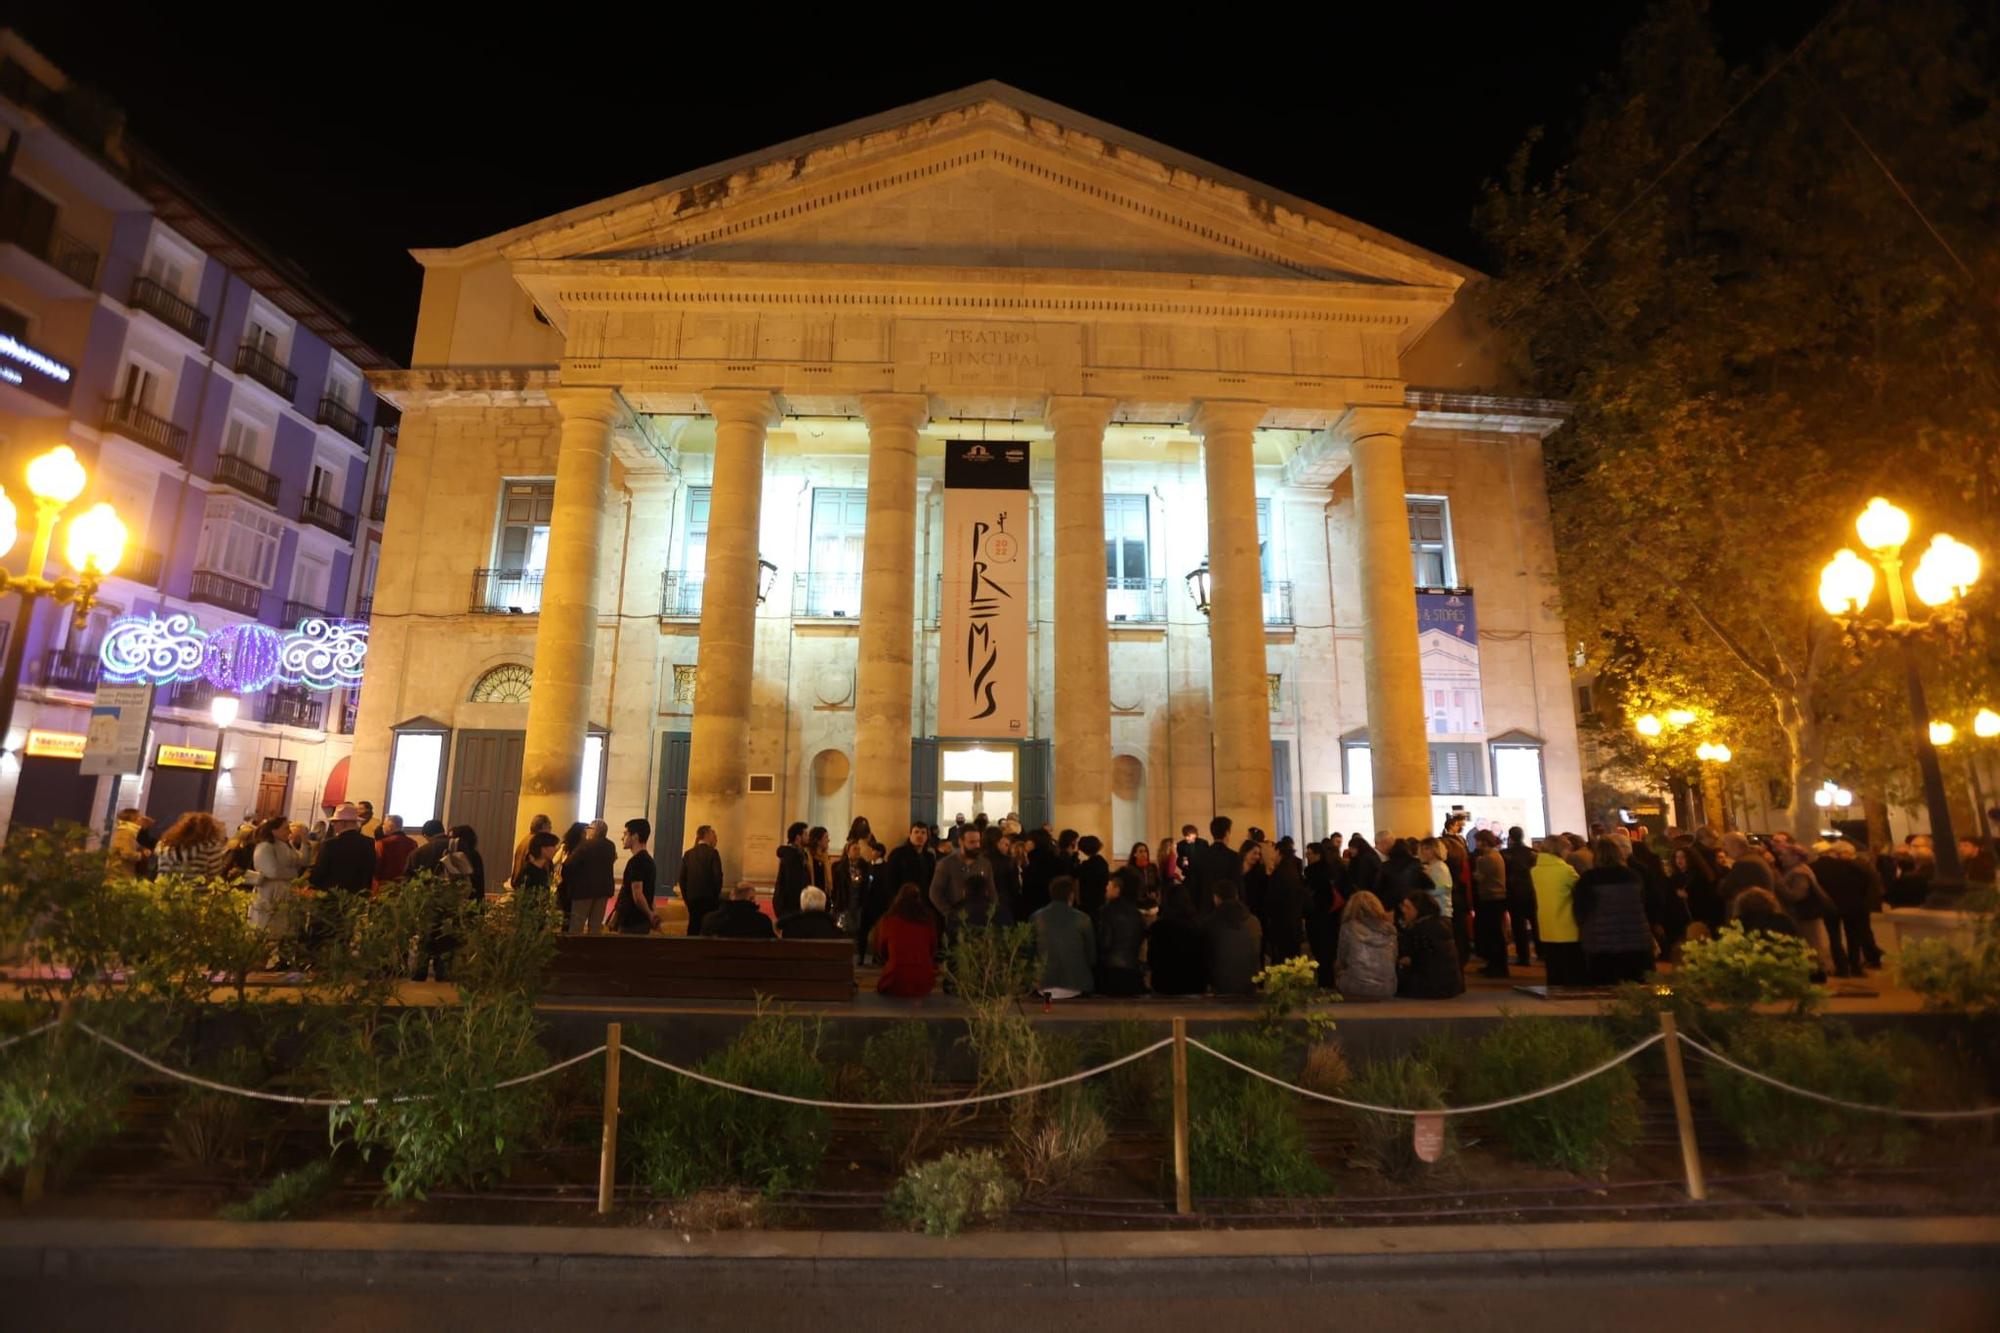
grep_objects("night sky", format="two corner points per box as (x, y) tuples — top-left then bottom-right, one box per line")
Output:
(17, 7), (1831, 362)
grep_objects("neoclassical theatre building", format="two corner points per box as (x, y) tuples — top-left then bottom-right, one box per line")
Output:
(351, 84), (1585, 886)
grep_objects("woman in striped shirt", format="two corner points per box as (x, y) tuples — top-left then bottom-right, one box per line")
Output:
(155, 812), (234, 879)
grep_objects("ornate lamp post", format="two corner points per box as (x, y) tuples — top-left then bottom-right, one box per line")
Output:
(1184, 560), (1212, 617)
(755, 556), (778, 607)
(1820, 497), (1983, 906)
(0, 445), (127, 754)
(1634, 707), (1732, 828)
(206, 693), (239, 815)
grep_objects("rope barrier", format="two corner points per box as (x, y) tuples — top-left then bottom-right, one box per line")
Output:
(622, 1038), (1177, 1111)
(1675, 1033), (2000, 1121)
(0, 1021), (58, 1052)
(71, 1023), (605, 1108)
(1185, 1033), (1665, 1117)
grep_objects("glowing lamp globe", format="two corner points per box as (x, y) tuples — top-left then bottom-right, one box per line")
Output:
(63, 502), (125, 575)
(26, 445), (87, 505)
(1976, 708), (2000, 740)
(1709, 744), (1732, 764)
(0, 486), (16, 558)
(1665, 709), (1696, 727)
(210, 694), (240, 728)
(1855, 497), (1911, 554)
(1635, 714), (1663, 738)
(1814, 786), (1832, 808)
(1929, 721), (1956, 747)
(1910, 534), (1980, 607)
(1818, 549), (1875, 616)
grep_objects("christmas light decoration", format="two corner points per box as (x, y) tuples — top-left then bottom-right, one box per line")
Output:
(202, 622), (285, 692)
(99, 611), (368, 693)
(276, 617), (369, 690)
(99, 612), (206, 683)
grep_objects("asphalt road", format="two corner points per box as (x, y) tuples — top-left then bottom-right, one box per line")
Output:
(11, 1265), (1996, 1332)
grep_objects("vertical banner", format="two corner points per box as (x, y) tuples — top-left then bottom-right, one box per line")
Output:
(939, 440), (1030, 737)
(1416, 591), (1484, 737)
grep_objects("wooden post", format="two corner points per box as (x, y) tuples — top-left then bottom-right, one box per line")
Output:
(597, 1022), (622, 1215)
(1659, 1011), (1706, 1201)
(1171, 1016), (1191, 1216)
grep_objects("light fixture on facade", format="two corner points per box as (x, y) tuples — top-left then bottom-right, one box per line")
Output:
(1184, 560), (1211, 617)
(756, 557), (778, 606)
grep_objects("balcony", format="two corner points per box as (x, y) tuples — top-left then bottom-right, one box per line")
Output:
(660, 571), (704, 620)
(315, 393), (368, 445)
(298, 493), (356, 539)
(1107, 576), (1166, 624)
(120, 546), (165, 588)
(233, 341), (298, 400)
(41, 648), (100, 693)
(369, 492), (387, 523)
(0, 212), (98, 294)
(188, 569), (264, 616)
(355, 597), (372, 621)
(282, 598), (331, 626)
(213, 451), (281, 505)
(128, 275), (210, 344)
(102, 397), (188, 462)
(793, 572), (862, 620)
(263, 687), (324, 729)
(166, 678), (215, 711)
(471, 568), (542, 614)
(338, 689), (360, 735)
(1262, 580), (1295, 626)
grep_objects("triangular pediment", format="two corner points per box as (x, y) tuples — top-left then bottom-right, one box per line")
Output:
(424, 84), (1470, 293)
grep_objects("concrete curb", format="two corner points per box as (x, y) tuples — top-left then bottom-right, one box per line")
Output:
(3, 1216), (1996, 1288)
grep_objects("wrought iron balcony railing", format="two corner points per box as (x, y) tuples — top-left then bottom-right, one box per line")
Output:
(298, 493), (356, 539)
(214, 451), (281, 505)
(793, 572), (863, 619)
(128, 275), (210, 343)
(1107, 576), (1166, 623)
(1262, 580), (1294, 626)
(661, 571), (704, 619)
(102, 397), (187, 461)
(233, 341), (298, 399)
(315, 394), (367, 444)
(188, 569), (264, 616)
(471, 568), (542, 614)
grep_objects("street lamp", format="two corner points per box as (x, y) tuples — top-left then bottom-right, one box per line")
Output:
(0, 445), (127, 755)
(1184, 560), (1212, 617)
(755, 556), (778, 606)
(1819, 496), (1983, 906)
(207, 694), (239, 816)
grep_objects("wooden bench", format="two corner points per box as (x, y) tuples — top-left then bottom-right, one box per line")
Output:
(542, 935), (856, 1002)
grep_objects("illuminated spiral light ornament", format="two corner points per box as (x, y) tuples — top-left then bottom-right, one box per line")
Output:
(202, 622), (284, 692)
(99, 612), (206, 683)
(278, 618), (369, 690)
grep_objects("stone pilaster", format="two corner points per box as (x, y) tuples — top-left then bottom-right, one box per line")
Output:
(853, 393), (929, 832)
(685, 390), (780, 886)
(515, 389), (619, 842)
(1343, 405), (1431, 839)
(1049, 395), (1117, 839)
(1192, 400), (1275, 836)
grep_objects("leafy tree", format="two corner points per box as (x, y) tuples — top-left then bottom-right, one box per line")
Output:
(1480, 0), (2000, 837)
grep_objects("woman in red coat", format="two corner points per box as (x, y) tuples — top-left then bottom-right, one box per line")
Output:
(871, 881), (939, 998)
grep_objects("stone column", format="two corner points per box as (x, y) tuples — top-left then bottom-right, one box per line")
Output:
(1344, 405), (1431, 839)
(516, 389), (618, 842)
(685, 390), (780, 886)
(602, 472), (677, 826)
(1192, 400), (1275, 836)
(852, 393), (929, 832)
(1050, 395), (1117, 840)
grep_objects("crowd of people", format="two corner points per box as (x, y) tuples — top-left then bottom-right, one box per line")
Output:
(100, 789), (1993, 1000)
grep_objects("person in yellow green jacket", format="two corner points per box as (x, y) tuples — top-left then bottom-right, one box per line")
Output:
(1530, 841), (1586, 986)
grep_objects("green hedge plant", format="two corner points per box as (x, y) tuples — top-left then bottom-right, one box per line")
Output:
(1461, 1016), (1640, 1174)
(1182, 1030), (1327, 1198)
(1344, 1055), (1451, 1179)
(1706, 1019), (1916, 1175)
(888, 1148), (1016, 1236)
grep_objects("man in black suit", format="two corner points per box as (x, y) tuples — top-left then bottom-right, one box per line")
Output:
(1192, 815), (1244, 915)
(676, 824), (724, 937)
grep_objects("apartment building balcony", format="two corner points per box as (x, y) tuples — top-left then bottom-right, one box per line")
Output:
(233, 341), (298, 399)
(355, 597), (372, 620)
(41, 648), (100, 693)
(166, 678), (215, 712)
(213, 451), (281, 505)
(660, 571), (703, 620)
(298, 492), (356, 539)
(471, 568), (541, 614)
(1262, 580), (1295, 626)
(127, 275), (211, 344)
(0, 209), (98, 295)
(793, 572), (862, 620)
(188, 569), (264, 616)
(1107, 576), (1166, 624)
(102, 397), (188, 462)
(369, 492), (387, 523)
(282, 598), (332, 626)
(119, 546), (165, 588)
(315, 394), (368, 445)
(263, 687), (324, 729)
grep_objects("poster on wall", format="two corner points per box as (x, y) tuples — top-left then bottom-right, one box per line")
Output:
(938, 439), (1030, 738)
(1416, 591), (1484, 737)
(81, 682), (154, 777)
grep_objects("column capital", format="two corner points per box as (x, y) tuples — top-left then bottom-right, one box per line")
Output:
(702, 389), (782, 429)
(1336, 404), (1416, 444)
(621, 469), (678, 499)
(1044, 395), (1118, 435)
(858, 392), (933, 433)
(1190, 399), (1268, 438)
(547, 387), (625, 427)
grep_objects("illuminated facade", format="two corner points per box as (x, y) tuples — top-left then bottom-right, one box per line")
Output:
(355, 84), (1585, 884)
(0, 32), (394, 836)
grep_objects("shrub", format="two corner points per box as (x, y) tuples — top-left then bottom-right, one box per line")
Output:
(220, 1159), (338, 1222)
(0, 1011), (131, 1186)
(323, 995), (550, 1201)
(1344, 1055), (1450, 1179)
(1462, 1017), (1640, 1174)
(1600, 977), (1706, 1045)
(1092, 1019), (1168, 1121)
(1898, 913), (2000, 1015)
(1706, 1019), (1917, 1174)
(452, 885), (559, 998)
(1184, 1030), (1327, 1197)
(1253, 955), (1338, 1043)
(628, 1007), (830, 1198)
(943, 924), (1037, 1002)
(962, 999), (1106, 1196)
(1675, 924), (1824, 1016)
(859, 1020), (959, 1169)
(1298, 1039), (1352, 1096)
(888, 1149), (1017, 1236)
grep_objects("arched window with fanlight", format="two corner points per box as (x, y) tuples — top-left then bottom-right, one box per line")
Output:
(468, 663), (533, 704)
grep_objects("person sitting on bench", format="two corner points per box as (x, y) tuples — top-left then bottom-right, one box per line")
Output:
(778, 886), (846, 940)
(701, 882), (775, 939)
